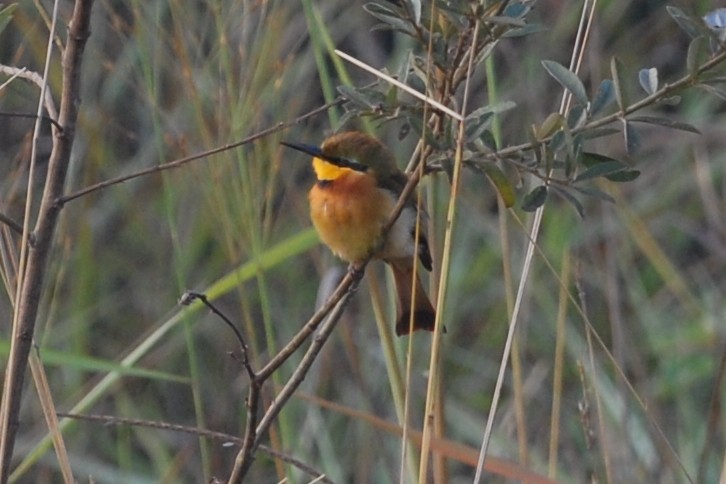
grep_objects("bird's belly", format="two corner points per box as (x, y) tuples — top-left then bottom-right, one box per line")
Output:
(309, 177), (400, 263)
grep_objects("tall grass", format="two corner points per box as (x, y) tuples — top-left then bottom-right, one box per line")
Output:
(0, 0), (725, 482)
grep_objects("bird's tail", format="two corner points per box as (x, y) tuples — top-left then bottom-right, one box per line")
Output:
(389, 259), (436, 336)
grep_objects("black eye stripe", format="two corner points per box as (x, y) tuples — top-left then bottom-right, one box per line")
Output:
(328, 156), (368, 172)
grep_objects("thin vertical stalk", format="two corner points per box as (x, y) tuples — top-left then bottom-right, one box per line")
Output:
(0, 1), (95, 479)
(418, 18), (480, 483)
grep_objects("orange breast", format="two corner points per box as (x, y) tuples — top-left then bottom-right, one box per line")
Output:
(308, 171), (394, 263)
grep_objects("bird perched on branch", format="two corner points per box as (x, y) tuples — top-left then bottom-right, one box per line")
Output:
(282, 131), (436, 336)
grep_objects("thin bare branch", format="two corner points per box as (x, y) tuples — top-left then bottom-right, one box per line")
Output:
(0, 65), (59, 121)
(335, 49), (464, 121)
(0, 1), (94, 479)
(56, 99), (344, 206)
(0, 213), (24, 238)
(56, 413), (335, 484)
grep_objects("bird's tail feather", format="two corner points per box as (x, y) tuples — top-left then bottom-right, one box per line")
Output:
(390, 260), (437, 336)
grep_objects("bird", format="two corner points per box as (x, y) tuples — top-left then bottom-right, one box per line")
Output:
(281, 131), (436, 336)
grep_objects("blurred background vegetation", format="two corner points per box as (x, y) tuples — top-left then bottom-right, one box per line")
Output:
(1, 0), (725, 482)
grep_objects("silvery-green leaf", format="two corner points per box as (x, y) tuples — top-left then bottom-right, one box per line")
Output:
(611, 57), (627, 112)
(591, 79), (615, 115)
(638, 68), (658, 95)
(628, 115), (700, 134)
(542, 60), (589, 106)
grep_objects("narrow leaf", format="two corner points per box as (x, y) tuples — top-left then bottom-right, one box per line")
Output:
(659, 95), (682, 106)
(605, 169), (640, 182)
(623, 120), (641, 155)
(542, 60), (589, 106)
(574, 161), (629, 182)
(481, 164), (516, 208)
(486, 16), (527, 28)
(611, 57), (627, 112)
(699, 83), (726, 101)
(480, 130), (498, 151)
(503, 23), (547, 38)
(591, 79), (615, 115)
(537, 112), (563, 139)
(687, 36), (705, 77)
(465, 112), (494, 142)
(406, 0), (421, 25)
(0, 4), (16, 35)
(364, 3), (414, 35)
(572, 185), (616, 203)
(581, 127), (620, 140)
(581, 152), (619, 167)
(566, 105), (586, 129)
(503, 3), (531, 18)
(580, 152), (639, 182)
(638, 67), (658, 95)
(552, 186), (585, 218)
(521, 185), (548, 212)
(667, 6), (705, 39)
(548, 130), (566, 151)
(466, 101), (517, 119)
(337, 85), (376, 108)
(628, 115), (701, 134)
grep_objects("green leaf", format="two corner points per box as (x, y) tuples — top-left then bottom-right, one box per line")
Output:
(486, 16), (527, 28)
(542, 60), (588, 106)
(581, 127), (620, 140)
(580, 152), (639, 182)
(552, 186), (585, 218)
(337, 85), (378, 109)
(481, 164), (516, 208)
(336, 109), (359, 131)
(699, 83), (726, 101)
(628, 115), (701, 134)
(521, 185), (548, 212)
(466, 113), (494, 142)
(605, 169), (640, 182)
(503, 3), (531, 18)
(667, 6), (705, 39)
(537, 112), (563, 139)
(566, 105), (586, 129)
(659, 95), (682, 106)
(502, 23), (546, 38)
(480, 130), (498, 151)
(638, 67), (658, 95)
(364, 2), (414, 35)
(572, 185), (615, 203)
(549, 130), (566, 151)
(591, 79), (615, 115)
(466, 101), (517, 119)
(575, 161), (629, 182)
(611, 57), (627, 112)
(623, 119), (640, 155)
(581, 152), (619, 167)
(0, 4), (16, 35)
(687, 36), (705, 77)
(406, 0), (421, 25)
(440, 157), (454, 183)
(464, 102), (515, 144)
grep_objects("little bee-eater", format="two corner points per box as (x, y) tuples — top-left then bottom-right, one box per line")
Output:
(282, 131), (436, 336)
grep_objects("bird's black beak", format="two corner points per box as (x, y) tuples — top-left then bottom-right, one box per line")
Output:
(280, 141), (323, 158)
(280, 140), (368, 173)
